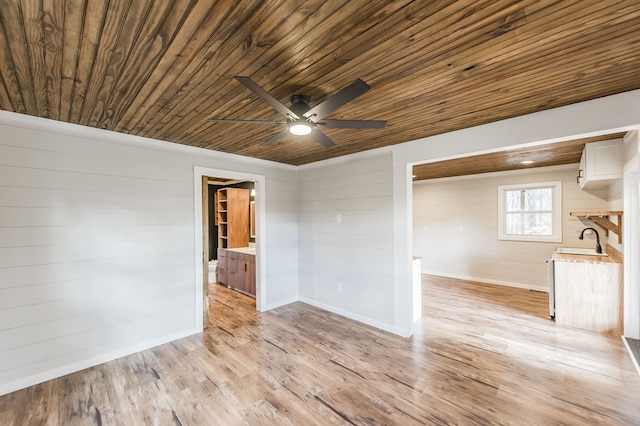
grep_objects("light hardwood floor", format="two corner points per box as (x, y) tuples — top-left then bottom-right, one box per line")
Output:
(2, 275), (640, 425)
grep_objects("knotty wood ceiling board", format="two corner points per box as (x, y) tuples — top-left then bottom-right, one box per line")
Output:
(0, 1), (638, 166)
(412, 133), (626, 181)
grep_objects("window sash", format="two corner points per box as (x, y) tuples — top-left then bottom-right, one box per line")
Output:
(498, 182), (562, 242)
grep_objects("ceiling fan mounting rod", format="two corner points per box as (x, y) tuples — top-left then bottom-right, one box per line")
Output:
(289, 94), (311, 118)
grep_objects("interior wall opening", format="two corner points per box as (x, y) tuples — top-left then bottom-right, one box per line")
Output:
(193, 167), (266, 332)
(204, 177), (257, 323)
(410, 133), (633, 341)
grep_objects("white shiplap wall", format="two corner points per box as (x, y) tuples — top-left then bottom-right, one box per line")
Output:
(413, 165), (614, 291)
(263, 171), (300, 307)
(0, 112), (298, 395)
(298, 152), (397, 332)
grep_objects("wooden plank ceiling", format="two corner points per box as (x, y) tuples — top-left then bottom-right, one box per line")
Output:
(0, 1), (638, 166)
(412, 132), (626, 180)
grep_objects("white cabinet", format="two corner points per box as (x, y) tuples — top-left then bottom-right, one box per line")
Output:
(577, 139), (622, 189)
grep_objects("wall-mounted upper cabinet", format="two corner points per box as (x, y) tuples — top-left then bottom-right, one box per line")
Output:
(577, 139), (623, 189)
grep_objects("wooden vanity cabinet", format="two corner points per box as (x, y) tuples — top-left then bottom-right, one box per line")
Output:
(239, 253), (256, 296)
(215, 187), (255, 296)
(217, 248), (227, 284)
(216, 248), (256, 297)
(226, 250), (239, 289)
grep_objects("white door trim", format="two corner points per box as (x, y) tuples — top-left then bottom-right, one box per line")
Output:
(623, 131), (640, 339)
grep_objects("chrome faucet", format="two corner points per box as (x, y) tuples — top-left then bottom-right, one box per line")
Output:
(579, 227), (602, 254)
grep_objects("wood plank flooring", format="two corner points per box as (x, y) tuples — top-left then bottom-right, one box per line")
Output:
(2, 275), (640, 425)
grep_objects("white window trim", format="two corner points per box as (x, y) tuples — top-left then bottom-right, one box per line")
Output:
(497, 181), (562, 243)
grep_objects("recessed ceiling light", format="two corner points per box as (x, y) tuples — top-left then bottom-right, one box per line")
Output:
(520, 160), (535, 165)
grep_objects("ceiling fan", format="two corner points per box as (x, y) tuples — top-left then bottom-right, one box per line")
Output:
(207, 76), (386, 147)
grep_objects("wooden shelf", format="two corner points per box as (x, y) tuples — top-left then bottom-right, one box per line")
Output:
(570, 210), (623, 244)
(216, 187), (249, 249)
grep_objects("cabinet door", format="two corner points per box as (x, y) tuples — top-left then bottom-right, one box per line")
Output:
(554, 261), (622, 334)
(217, 249), (227, 284)
(579, 140), (622, 189)
(589, 142), (622, 180)
(227, 251), (239, 290)
(577, 148), (585, 186)
(244, 254), (256, 296)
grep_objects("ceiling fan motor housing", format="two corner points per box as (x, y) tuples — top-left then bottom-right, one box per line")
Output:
(289, 94), (311, 118)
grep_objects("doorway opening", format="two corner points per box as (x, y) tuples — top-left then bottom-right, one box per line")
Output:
(193, 167), (266, 332)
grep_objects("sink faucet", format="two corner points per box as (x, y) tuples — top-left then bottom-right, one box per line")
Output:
(579, 227), (602, 254)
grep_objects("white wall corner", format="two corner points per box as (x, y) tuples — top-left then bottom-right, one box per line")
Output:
(299, 298), (411, 338)
(622, 130), (640, 339)
(392, 159), (414, 336)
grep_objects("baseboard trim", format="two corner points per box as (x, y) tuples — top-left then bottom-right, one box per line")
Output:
(0, 328), (198, 397)
(298, 297), (410, 338)
(422, 270), (548, 293)
(622, 336), (640, 377)
(262, 296), (299, 311)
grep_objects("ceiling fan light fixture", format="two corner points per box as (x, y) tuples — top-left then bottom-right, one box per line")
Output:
(289, 122), (312, 135)
(210, 76), (382, 147)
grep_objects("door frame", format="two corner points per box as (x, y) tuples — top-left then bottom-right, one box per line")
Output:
(193, 166), (267, 331)
(623, 134), (640, 339)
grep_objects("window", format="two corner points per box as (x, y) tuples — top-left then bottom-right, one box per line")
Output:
(498, 181), (562, 242)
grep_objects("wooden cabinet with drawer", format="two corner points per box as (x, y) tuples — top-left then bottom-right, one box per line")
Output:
(226, 250), (239, 290)
(217, 248), (227, 284)
(238, 253), (256, 296)
(216, 248), (255, 297)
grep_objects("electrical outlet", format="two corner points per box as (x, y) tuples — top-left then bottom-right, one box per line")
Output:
(336, 214), (342, 223)
(338, 282), (343, 292)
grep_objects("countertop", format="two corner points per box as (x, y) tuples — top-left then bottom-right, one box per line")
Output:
(226, 247), (256, 255)
(551, 245), (622, 264)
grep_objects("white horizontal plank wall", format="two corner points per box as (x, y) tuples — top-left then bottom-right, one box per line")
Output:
(0, 111), (297, 395)
(413, 166), (613, 291)
(263, 171), (299, 308)
(298, 152), (397, 334)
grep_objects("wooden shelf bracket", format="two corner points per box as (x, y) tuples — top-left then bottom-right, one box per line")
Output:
(570, 210), (623, 244)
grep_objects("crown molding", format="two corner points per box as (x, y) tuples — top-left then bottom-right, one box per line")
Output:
(0, 110), (297, 171)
